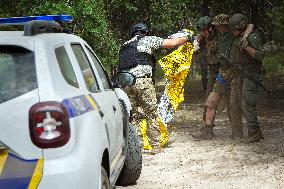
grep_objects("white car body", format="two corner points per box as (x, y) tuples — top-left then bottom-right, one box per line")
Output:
(0, 23), (140, 189)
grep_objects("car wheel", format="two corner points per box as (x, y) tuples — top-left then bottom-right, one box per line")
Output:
(101, 166), (110, 189)
(116, 123), (142, 186)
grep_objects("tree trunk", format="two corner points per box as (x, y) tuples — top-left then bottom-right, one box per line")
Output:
(201, 0), (210, 16)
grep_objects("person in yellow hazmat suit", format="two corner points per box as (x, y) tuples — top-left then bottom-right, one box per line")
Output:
(118, 23), (193, 154)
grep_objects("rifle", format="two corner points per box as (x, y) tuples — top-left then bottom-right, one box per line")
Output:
(219, 53), (272, 94)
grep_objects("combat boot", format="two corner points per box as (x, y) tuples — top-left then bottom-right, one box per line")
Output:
(231, 128), (244, 139)
(211, 124), (216, 137)
(241, 128), (264, 143)
(191, 125), (215, 140)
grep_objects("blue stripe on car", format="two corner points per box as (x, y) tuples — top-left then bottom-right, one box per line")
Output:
(62, 94), (98, 118)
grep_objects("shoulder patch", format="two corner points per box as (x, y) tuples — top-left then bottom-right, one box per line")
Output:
(248, 32), (262, 49)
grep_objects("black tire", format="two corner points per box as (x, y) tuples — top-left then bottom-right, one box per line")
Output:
(116, 123), (142, 186)
(101, 166), (110, 189)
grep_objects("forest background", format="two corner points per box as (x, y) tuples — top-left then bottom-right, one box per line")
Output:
(0, 0), (283, 77)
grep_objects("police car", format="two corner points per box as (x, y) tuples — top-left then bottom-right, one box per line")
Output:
(0, 15), (142, 189)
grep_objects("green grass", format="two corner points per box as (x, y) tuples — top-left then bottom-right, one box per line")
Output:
(263, 50), (284, 76)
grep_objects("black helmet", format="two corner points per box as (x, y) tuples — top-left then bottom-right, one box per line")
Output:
(228, 13), (248, 30)
(131, 23), (148, 37)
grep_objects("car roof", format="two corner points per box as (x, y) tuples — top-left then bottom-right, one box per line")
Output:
(0, 31), (25, 37)
(0, 31), (84, 48)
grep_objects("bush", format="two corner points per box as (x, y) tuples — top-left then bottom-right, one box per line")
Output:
(263, 50), (284, 76)
(266, 2), (284, 45)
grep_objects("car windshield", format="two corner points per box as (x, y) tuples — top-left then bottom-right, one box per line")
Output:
(0, 46), (37, 104)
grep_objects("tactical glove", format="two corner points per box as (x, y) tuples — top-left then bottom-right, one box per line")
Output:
(238, 38), (249, 49)
(182, 29), (194, 42)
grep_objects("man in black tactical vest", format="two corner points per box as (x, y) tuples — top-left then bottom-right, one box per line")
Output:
(118, 23), (192, 154)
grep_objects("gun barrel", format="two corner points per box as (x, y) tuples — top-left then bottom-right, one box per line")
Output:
(219, 53), (272, 94)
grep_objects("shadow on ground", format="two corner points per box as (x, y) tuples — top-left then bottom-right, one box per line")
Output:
(166, 75), (284, 158)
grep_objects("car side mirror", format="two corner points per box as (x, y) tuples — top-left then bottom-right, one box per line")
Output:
(112, 71), (136, 88)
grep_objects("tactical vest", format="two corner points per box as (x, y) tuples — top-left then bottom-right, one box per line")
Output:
(118, 36), (156, 72)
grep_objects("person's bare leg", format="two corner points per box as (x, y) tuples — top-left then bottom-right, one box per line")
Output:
(205, 92), (222, 125)
(192, 91), (222, 140)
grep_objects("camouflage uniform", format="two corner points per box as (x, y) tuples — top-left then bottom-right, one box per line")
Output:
(195, 39), (208, 92)
(196, 16), (212, 92)
(211, 14), (244, 137)
(192, 14), (243, 140)
(229, 14), (264, 142)
(204, 35), (219, 98)
(211, 14), (235, 93)
(213, 28), (243, 137)
(120, 35), (164, 149)
(195, 16), (220, 122)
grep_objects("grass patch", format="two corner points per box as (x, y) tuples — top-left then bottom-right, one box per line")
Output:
(263, 50), (284, 76)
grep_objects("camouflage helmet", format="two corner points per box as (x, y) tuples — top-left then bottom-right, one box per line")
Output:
(196, 16), (211, 31)
(228, 13), (248, 30)
(212, 14), (229, 25)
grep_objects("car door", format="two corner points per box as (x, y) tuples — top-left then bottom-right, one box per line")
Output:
(0, 42), (44, 188)
(0, 43), (42, 159)
(70, 44), (119, 160)
(84, 46), (124, 155)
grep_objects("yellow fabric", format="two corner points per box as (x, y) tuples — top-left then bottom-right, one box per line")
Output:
(157, 36), (194, 147)
(138, 31), (194, 149)
(157, 117), (169, 147)
(166, 69), (189, 110)
(159, 41), (194, 110)
(139, 119), (153, 150)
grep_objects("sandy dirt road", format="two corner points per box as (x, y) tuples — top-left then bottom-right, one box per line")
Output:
(118, 77), (284, 189)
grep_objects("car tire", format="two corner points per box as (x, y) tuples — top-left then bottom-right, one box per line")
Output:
(101, 166), (110, 189)
(116, 123), (142, 186)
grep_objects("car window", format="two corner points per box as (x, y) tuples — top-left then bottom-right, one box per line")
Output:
(86, 47), (111, 89)
(55, 46), (79, 88)
(0, 46), (37, 104)
(71, 44), (99, 92)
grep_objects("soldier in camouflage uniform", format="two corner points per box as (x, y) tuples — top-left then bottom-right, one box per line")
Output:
(228, 14), (264, 143)
(196, 16), (220, 98)
(192, 14), (254, 140)
(195, 16), (214, 93)
(118, 23), (192, 152)
(195, 16), (220, 121)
